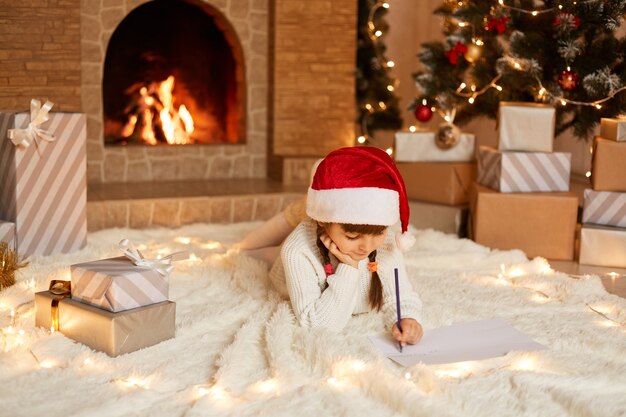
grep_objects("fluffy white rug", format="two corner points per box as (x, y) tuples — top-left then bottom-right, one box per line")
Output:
(1, 222), (626, 417)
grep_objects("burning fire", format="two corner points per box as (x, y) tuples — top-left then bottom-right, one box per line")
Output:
(121, 75), (195, 145)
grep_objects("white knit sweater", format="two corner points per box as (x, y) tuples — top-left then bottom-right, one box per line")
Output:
(269, 218), (422, 332)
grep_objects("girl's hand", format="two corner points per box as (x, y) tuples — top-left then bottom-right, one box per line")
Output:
(319, 232), (359, 269)
(392, 318), (423, 346)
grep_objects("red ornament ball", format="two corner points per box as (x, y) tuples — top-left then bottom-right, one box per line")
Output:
(558, 69), (579, 91)
(414, 104), (433, 122)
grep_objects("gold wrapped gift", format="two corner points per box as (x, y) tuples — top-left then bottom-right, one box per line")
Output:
(35, 290), (175, 356)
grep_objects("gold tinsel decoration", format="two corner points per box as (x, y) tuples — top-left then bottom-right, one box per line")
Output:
(0, 242), (27, 290)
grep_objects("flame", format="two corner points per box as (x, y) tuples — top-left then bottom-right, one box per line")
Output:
(121, 75), (195, 145)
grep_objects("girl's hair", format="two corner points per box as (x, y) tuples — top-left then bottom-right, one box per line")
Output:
(316, 223), (386, 311)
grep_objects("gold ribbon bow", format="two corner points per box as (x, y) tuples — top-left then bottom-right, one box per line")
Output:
(48, 280), (71, 332)
(7, 99), (56, 148)
(119, 239), (188, 276)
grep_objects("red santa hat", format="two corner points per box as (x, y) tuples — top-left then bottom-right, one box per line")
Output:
(306, 146), (415, 251)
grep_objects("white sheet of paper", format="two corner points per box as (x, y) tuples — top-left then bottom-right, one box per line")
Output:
(368, 319), (546, 366)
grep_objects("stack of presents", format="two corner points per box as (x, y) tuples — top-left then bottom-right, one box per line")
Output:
(394, 124), (476, 237)
(395, 102), (581, 261)
(0, 100), (179, 356)
(579, 119), (626, 268)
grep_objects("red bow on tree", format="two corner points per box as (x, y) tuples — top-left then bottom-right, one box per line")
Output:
(487, 16), (509, 34)
(446, 41), (468, 65)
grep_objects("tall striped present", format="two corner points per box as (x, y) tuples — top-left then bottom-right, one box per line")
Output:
(0, 100), (87, 256)
(71, 256), (169, 313)
(582, 189), (626, 228)
(477, 146), (571, 193)
(0, 221), (15, 249)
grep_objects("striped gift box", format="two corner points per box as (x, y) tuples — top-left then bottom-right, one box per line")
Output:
(477, 146), (571, 193)
(582, 189), (626, 228)
(0, 221), (15, 249)
(0, 110), (87, 256)
(71, 256), (169, 312)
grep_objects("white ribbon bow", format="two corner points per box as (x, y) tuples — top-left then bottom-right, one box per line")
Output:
(7, 99), (56, 148)
(119, 239), (188, 276)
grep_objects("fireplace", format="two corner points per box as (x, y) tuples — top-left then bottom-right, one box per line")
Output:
(102, 0), (245, 146)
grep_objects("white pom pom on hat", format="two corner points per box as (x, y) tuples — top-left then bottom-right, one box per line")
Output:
(306, 146), (415, 251)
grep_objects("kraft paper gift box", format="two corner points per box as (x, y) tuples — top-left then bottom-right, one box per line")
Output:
(0, 100), (87, 256)
(35, 290), (176, 357)
(394, 131), (475, 162)
(397, 162), (476, 206)
(582, 189), (626, 228)
(579, 225), (626, 268)
(477, 146), (571, 192)
(469, 184), (578, 260)
(498, 102), (555, 152)
(0, 221), (15, 249)
(599, 117), (626, 142)
(591, 138), (626, 192)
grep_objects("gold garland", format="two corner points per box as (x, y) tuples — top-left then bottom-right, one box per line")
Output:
(0, 242), (28, 290)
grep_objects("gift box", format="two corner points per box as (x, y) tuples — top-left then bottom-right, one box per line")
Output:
(469, 184), (578, 260)
(591, 138), (626, 192)
(599, 117), (626, 142)
(498, 102), (555, 152)
(579, 225), (626, 268)
(0, 100), (87, 256)
(582, 189), (626, 228)
(394, 130), (475, 162)
(0, 221), (15, 249)
(397, 162), (476, 205)
(408, 200), (468, 237)
(35, 290), (175, 357)
(477, 146), (571, 192)
(71, 256), (171, 313)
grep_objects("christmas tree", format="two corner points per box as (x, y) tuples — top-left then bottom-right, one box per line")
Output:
(413, 0), (626, 139)
(356, 0), (403, 141)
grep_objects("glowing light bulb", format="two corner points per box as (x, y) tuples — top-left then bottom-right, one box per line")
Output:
(585, 171), (592, 178)
(382, 2), (390, 8)
(375, 30), (383, 37)
(357, 135), (366, 144)
(409, 125), (417, 133)
(458, 21), (468, 27)
(387, 60), (395, 68)
(386, 147), (393, 156)
(470, 84), (476, 92)
(498, 0), (504, 4)
(365, 103), (373, 111)
(560, 99), (567, 106)
(387, 85), (395, 92)
(531, 11), (538, 16)
(607, 272), (620, 279)
(494, 84), (503, 91)
(404, 372), (411, 380)
(595, 104), (602, 110)
(474, 38), (484, 46)
(514, 62), (522, 69)
(468, 96), (475, 104)
(538, 87), (546, 97)
(379, 101), (387, 109)
(459, 82), (467, 90)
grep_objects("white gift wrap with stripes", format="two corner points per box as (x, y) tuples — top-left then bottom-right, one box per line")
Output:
(71, 256), (169, 312)
(600, 118), (626, 142)
(394, 131), (475, 162)
(477, 146), (571, 193)
(498, 103), (555, 152)
(0, 221), (15, 248)
(582, 189), (626, 228)
(0, 111), (86, 256)
(579, 225), (626, 268)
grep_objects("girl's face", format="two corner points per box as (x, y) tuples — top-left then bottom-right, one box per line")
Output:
(322, 223), (388, 261)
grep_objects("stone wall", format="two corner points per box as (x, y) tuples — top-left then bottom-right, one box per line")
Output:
(81, 0), (269, 184)
(0, 0), (82, 111)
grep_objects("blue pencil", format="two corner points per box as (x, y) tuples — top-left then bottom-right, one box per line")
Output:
(394, 268), (403, 353)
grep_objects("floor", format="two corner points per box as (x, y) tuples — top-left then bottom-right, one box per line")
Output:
(550, 260), (626, 298)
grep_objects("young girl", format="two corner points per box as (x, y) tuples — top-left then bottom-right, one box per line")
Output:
(269, 146), (423, 346)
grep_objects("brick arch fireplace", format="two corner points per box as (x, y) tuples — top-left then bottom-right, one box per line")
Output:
(82, 0), (268, 183)
(102, 0), (246, 146)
